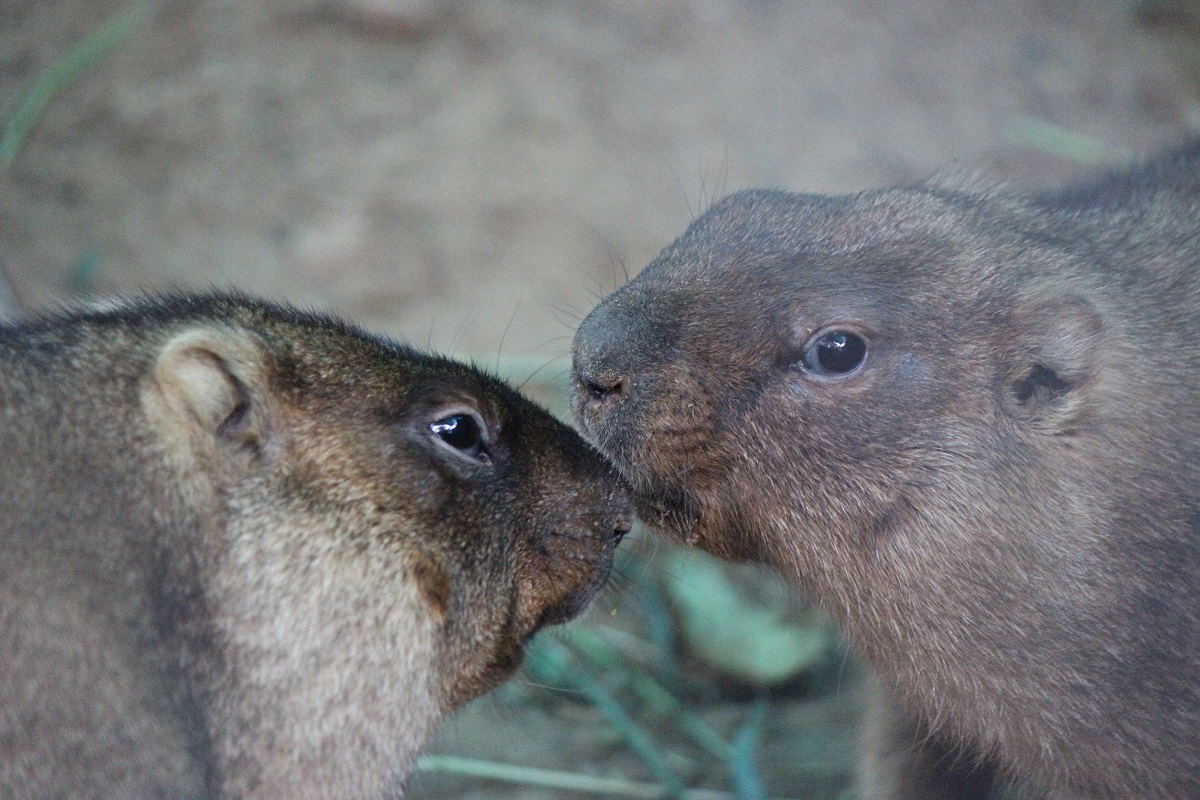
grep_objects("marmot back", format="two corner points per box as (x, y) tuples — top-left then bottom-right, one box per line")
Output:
(0, 293), (630, 799)
(572, 144), (1200, 799)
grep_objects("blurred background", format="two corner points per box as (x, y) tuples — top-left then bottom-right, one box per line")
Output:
(4, 2), (1200, 798)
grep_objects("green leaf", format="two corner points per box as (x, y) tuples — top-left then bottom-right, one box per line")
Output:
(664, 549), (829, 686)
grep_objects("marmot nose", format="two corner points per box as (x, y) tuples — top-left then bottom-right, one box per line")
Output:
(577, 370), (625, 402)
(572, 303), (634, 407)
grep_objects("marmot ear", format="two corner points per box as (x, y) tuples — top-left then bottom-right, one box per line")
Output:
(150, 327), (272, 457)
(1005, 294), (1103, 430)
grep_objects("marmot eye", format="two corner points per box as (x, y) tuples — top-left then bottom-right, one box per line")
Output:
(802, 330), (868, 376)
(430, 413), (487, 459)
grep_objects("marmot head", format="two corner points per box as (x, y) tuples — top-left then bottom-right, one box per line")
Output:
(571, 187), (1106, 584)
(124, 294), (632, 709)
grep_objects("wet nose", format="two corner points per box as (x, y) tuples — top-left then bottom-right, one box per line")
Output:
(573, 285), (680, 422)
(578, 368), (625, 404)
(610, 512), (633, 546)
(571, 300), (634, 406)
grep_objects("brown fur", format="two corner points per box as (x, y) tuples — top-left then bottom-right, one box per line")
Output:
(572, 144), (1200, 799)
(0, 292), (630, 799)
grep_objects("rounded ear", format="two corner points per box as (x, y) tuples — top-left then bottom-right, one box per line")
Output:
(147, 326), (273, 458)
(1004, 294), (1104, 431)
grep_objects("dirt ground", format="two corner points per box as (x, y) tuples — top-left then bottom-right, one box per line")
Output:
(4, 1), (1200, 798)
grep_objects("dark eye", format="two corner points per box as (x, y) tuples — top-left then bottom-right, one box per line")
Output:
(801, 330), (868, 376)
(430, 413), (487, 460)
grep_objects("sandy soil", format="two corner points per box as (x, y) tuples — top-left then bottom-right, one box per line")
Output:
(5, 1), (1199, 359)
(4, 1), (1200, 797)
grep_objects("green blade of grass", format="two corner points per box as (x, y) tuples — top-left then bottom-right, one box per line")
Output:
(416, 755), (806, 800)
(532, 637), (693, 800)
(730, 700), (769, 800)
(1004, 118), (1138, 167)
(1, 5), (147, 168)
(416, 755), (670, 799)
(564, 627), (735, 761)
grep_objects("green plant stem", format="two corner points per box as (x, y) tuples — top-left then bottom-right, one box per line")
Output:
(1004, 118), (1137, 167)
(566, 627), (734, 761)
(417, 755), (671, 799)
(538, 636), (692, 799)
(416, 755), (804, 800)
(730, 700), (769, 800)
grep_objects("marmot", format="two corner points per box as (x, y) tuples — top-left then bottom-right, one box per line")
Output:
(0, 292), (630, 799)
(572, 144), (1200, 799)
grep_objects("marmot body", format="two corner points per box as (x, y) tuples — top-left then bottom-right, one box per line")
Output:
(1, 293), (630, 799)
(572, 145), (1200, 799)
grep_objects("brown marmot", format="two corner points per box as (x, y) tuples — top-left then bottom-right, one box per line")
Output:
(572, 144), (1200, 799)
(0, 292), (630, 799)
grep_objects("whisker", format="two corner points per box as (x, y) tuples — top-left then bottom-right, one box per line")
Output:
(493, 303), (521, 373)
(516, 356), (560, 392)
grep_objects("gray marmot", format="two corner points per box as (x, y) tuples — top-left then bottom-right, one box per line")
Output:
(572, 144), (1200, 799)
(1, 293), (630, 799)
